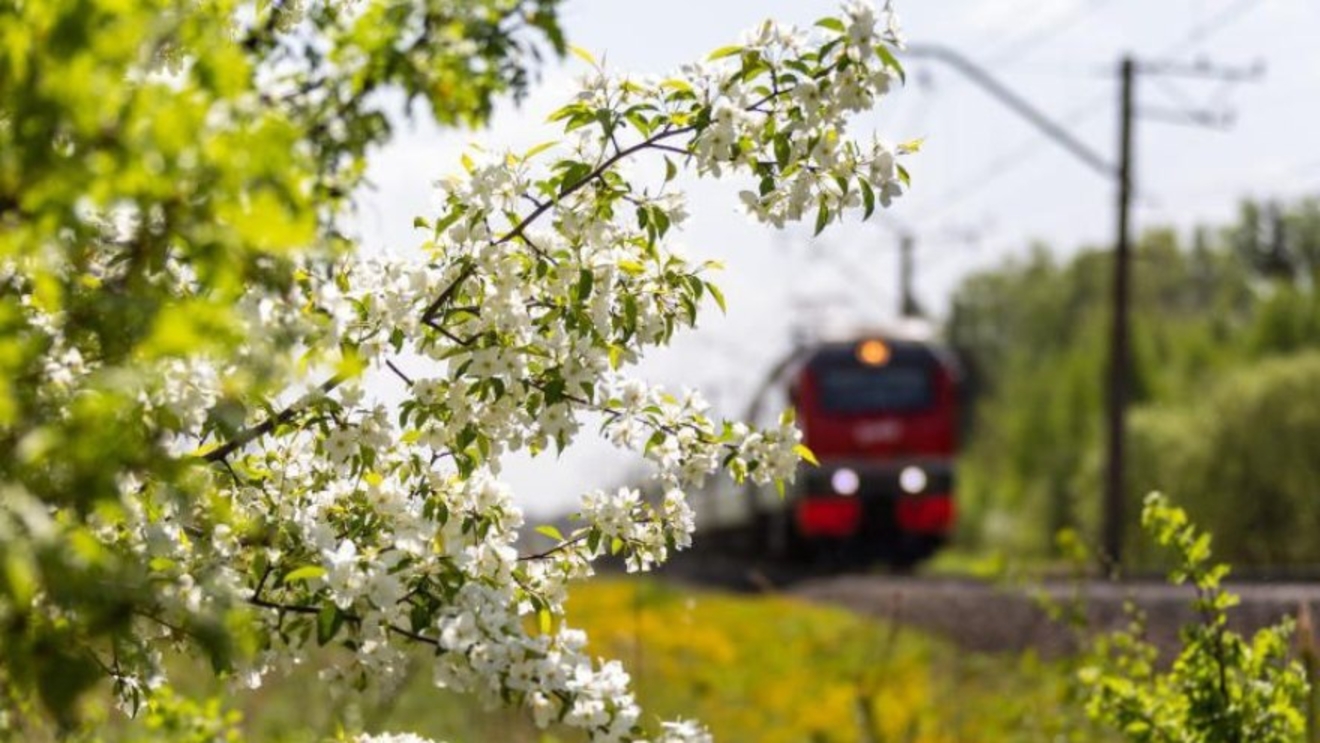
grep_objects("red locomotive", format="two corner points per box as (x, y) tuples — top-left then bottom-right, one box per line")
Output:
(759, 332), (961, 567)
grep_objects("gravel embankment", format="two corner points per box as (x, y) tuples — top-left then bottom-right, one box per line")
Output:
(658, 554), (1320, 656)
(792, 574), (1320, 656)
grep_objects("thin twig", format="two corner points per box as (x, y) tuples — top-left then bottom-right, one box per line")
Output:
(420, 263), (477, 324)
(519, 534), (589, 562)
(494, 126), (695, 250)
(385, 359), (415, 387)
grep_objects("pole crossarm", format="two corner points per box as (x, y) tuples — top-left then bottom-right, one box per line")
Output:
(1135, 58), (1266, 81)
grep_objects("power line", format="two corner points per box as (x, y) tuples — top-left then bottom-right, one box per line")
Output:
(1149, 73), (1204, 112)
(901, 0), (1266, 233)
(904, 0), (1264, 220)
(910, 94), (1112, 224)
(906, 44), (1116, 178)
(984, 0), (1117, 66)
(1164, 0), (1262, 56)
(887, 67), (937, 136)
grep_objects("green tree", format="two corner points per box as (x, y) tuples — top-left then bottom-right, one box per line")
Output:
(1128, 352), (1320, 565)
(1, 1), (913, 740)
(1, 0), (565, 731)
(948, 200), (1320, 558)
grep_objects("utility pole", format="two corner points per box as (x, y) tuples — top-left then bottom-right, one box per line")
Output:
(899, 232), (919, 317)
(1104, 57), (1135, 569)
(904, 43), (1258, 571)
(1101, 56), (1259, 570)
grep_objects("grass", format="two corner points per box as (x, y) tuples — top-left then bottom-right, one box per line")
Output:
(28, 577), (1111, 742)
(565, 578), (1102, 743)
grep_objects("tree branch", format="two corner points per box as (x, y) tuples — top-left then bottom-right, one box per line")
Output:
(202, 375), (343, 463)
(494, 126), (693, 250)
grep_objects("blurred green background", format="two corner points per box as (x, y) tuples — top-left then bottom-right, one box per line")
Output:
(948, 197), (1320, 568)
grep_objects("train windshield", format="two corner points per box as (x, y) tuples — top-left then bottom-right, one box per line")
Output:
(814, 363), (933, 414)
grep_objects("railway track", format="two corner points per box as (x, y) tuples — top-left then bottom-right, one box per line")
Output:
(657, 552), (1320, 656)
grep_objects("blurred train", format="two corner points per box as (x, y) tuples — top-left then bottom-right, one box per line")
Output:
(701, 327), (961, 569)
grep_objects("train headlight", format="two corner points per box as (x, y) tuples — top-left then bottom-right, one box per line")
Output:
(899, 466), (928, 494)
(856, 339), (891, 366)
(830, 467), (860, 496)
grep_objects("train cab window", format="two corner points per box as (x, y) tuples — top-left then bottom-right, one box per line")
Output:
(814, 363), (933, 413)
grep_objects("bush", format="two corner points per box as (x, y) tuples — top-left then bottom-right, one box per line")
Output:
(1078, 494), (1310, 742)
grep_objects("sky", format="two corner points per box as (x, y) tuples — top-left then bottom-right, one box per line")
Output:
(354, 0), (1320, 518)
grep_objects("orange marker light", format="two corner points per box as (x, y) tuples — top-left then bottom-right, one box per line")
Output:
(856, 339), (890, 366)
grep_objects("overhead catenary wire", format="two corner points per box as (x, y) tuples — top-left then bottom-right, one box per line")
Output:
(907, 93), (1113, 225)
(983, 0), (1118, 67)
(1163, 0), (1263, 57)
(901, 0), (1264, 233)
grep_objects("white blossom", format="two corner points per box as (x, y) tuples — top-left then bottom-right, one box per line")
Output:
(8, 3), (911, 740)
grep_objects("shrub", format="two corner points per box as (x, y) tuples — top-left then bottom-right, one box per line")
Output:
(1078, 494), (1310, 742)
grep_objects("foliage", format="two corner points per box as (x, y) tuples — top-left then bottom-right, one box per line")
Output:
(2, 0), (568, 730)
(1078, 494), (1310, 743)
(30, 578), (1106, 743)
(1126, 352), (1320, 565)
(0, 0), (913, 740)
(947, 200), (1320, 561)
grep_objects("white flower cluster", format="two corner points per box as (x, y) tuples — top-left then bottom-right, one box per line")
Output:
(2, 3), (910, 741)
(689, 2), (909, 229)
(356, 734), (439, 743)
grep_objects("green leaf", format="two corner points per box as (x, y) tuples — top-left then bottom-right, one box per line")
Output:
(707, 45), (744, 61)
(814, 201), (830, 236)
(774, 134), (791, 169)
(815, 17), (846, 33)
(625, 111), (653, 136)
(793, 443), (820, 466)
(660, 78), (694, 93)
(148, 556), (177, 573)
(535, 524), (565, 542)
(645, 430), (666, 453)
(3, 553), (36, 606)
(877, 45), (906, 84)
(142, 300), (238, 358)
(860, 178), (876, 220)
(317, 604), (344, 645)
(335, 346), (368, 379)
(283, 565), (326, 584)
(664, 156), (678, 182)
(707, 282), (727, 313)
(523, 140), (559, 159)
(559, 161), (593, 196)
(547, 102), (588, 122)
(898, 137), (925, 154)
(577, 268), (594, 301)
(570, 45), (599, 67)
